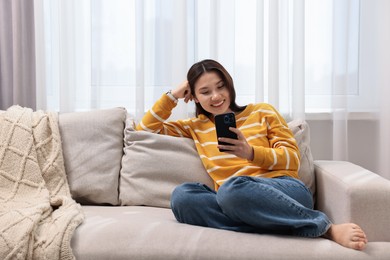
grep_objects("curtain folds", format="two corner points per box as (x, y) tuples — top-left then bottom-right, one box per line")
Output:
(15, 0), (389, 178)
(34, 0), (359, 120)
(0, 0), (36, 110)
(375, 0), (390, 180)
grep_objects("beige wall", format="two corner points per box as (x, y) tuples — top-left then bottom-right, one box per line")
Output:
(307, 119), (380, 174)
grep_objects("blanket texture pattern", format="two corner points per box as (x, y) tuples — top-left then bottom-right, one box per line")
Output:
(0, 106), (84, 260)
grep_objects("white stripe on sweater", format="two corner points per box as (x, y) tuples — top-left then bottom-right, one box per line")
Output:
(200, 154), (237, 161)
(150, 109), (165, 122)
(194, 140), (218, 147)
(216, 166), (262, 184)
(140, 121), (157, 133)
(246, 134), (267, 142)
(283, 146), (290, 170)
(194, 127), (215, 134)
(165, 122), (183, 137)
(268, 149), (277, 170)
(207, 166), (221, 173)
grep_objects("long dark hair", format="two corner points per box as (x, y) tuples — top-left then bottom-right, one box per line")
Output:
(187, 59), (245, 117)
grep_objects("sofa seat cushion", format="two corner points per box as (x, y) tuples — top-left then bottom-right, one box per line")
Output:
(71, 206), (388, 260)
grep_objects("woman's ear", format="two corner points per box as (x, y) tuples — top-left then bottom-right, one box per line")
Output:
(193, 97), (199, 103)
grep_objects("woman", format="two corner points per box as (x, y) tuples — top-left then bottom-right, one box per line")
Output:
(136, 59), (367, 250)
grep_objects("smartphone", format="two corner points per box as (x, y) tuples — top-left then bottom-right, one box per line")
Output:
(215, 112), (238, 152)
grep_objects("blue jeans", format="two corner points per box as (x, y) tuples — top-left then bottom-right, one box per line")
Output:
(171, 176), (332, 237)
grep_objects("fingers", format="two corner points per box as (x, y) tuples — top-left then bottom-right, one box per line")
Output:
(217, 141), (253, 161)
(173, 80), (194, 102)
(183, 89), (193, 103)
(217, 127), (244, 148)
(228, 127), (245, 139)
(217, 128), (254, 160)
(218, 127), (243, 145)
(218, 137), (238, 145)
(217, 143), (235, 152)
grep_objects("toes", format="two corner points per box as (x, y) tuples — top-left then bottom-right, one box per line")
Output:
(327, 223), (368, 251)
(355, 241), (366, 250)
(350, 234), (367, 250)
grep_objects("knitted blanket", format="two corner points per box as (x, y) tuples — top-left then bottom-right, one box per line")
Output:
(0, 106), (84, 260)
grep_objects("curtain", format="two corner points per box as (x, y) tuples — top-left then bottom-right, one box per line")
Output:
(32, 0), (389, 177)
(0, 0), (36, 110)
(34, 0), (364, 119)
(374, 0), (390, 180)
(34, 0), (307, 120)
(34, 0), (192, 119)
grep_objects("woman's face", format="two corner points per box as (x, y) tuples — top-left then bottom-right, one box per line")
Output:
(193, 71), (232, 116)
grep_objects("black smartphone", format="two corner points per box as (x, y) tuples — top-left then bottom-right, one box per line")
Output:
(215, 112), (238, 152)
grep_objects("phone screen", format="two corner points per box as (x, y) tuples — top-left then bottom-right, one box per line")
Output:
(214, 112), (237, 152)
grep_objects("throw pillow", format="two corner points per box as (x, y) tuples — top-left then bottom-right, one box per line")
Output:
(119, 122), (214, 208)
(120, 118), (315, 208)
(59, 107), (126, 205)
(287, 119), (316, 197)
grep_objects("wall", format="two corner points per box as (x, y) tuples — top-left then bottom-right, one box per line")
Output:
(307, 119), (380, 174)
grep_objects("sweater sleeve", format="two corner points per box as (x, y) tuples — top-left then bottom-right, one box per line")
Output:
(136, 94), (191, 138)
(251, 106), (301, 172)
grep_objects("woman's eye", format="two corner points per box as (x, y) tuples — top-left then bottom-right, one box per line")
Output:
(218, 84), (225, 89)
(201, 91), (209, 95)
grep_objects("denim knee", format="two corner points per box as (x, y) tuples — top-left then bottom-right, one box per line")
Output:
(216, 177), (253, 216)
(171, 183), (214, 215)
(171, 182), (195, 211)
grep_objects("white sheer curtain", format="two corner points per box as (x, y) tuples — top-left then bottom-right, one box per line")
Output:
(373, 0), (390, 180)
(33, 0), (311, 120)
(35, 0), (193, 120)
(33, 0), (358, 118)
(33, 0), (389, 177)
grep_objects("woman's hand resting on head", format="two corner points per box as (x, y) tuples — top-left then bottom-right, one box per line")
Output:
(171, 81), (193, 103)
(218, 127), (254, 161)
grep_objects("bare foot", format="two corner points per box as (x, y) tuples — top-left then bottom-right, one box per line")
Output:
(324, 223), (368, 250)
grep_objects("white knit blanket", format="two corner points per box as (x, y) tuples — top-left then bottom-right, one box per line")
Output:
(0, 106), (84, 260)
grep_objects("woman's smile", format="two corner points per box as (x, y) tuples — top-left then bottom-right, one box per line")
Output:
(211, 100), (225, 107)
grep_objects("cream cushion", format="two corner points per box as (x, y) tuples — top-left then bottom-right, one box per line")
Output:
(71, 206), (387, 260)
(287, 119), (316, 197)
(119, 119), (315, 208)
(119, 124), (214, 208)
(59, 107), (126, 205)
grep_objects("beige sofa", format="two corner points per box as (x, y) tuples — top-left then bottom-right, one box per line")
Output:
(57, 107), (390, 259)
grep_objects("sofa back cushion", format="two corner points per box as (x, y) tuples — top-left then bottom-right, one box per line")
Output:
(119, 119), (315, 208)
(59, 107), (126, 205)
(119, 121), (214, 208)
(287, 119), (316, 197)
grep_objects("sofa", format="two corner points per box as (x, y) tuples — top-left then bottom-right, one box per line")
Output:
(55, 107), (390, 259)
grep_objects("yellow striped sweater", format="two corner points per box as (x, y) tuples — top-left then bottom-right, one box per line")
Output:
(137, 94), (301, 190)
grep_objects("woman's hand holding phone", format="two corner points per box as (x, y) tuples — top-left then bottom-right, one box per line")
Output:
(215, 113), (254, 161)
(217, 127), (254, 161)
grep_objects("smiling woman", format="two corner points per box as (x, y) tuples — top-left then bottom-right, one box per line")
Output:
(136, 58), (368, 251)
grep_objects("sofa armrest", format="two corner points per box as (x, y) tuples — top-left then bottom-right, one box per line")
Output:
(314, 160), (390, 242)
